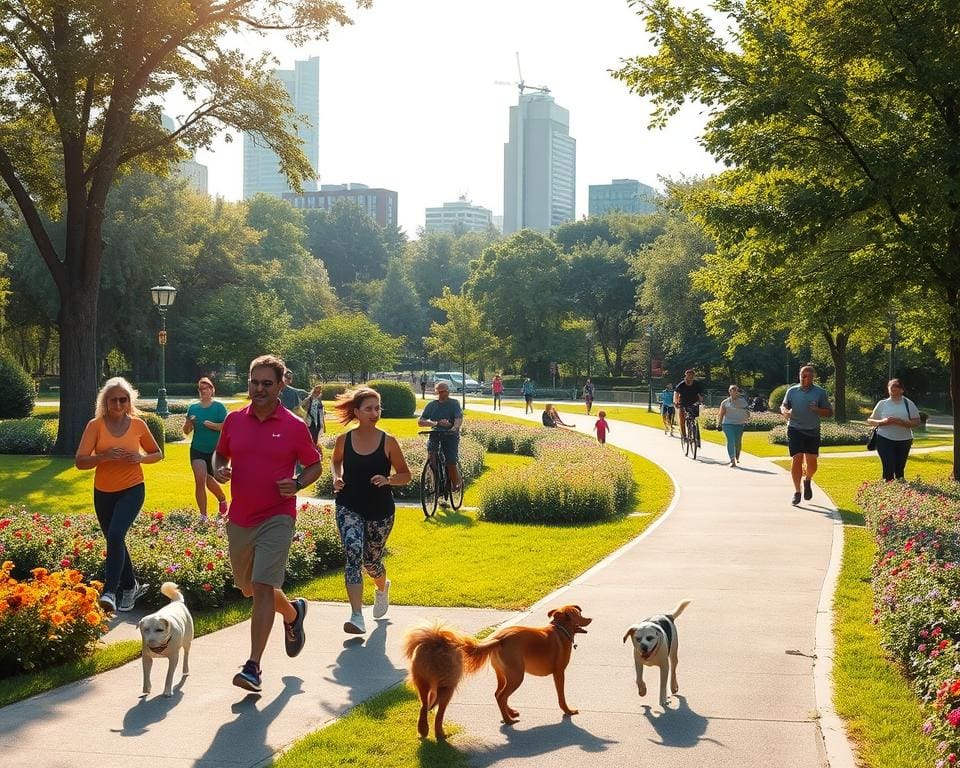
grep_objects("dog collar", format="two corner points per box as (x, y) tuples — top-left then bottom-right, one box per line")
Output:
(551, 620), (577, 649)
(148, 642), (169, 654)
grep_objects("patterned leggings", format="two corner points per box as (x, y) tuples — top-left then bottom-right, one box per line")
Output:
(335, 504), (395, 585)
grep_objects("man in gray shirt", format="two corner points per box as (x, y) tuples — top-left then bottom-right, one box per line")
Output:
(781, 364), (833, 505)
(279, 370), (308, 414)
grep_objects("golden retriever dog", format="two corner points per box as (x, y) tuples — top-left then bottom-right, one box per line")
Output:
(403, 605), (592, 735)
(622, 599), (691, 707)
(138, 582), (194, 697)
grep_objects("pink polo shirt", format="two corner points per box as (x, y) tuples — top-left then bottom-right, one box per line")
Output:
(215, 403), (321, 527)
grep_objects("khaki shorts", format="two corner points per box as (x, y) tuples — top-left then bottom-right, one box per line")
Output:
(226, 515), (295, 593)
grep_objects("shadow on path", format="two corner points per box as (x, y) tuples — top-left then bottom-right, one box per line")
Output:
(320, 617), (404, 714)
(641, 695), (721, 749)
(466, 717), (618, 768)
(116, 676), (189, 737)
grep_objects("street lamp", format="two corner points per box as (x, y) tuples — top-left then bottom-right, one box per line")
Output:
(150, 276), (177, 418)
(585, 330), (593, 378)
(647, 323), (654, 413)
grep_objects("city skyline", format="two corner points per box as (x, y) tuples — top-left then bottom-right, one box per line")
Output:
(165, 0), (721, 236)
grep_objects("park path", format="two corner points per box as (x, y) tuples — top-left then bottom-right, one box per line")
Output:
(0, 404), (854, 767)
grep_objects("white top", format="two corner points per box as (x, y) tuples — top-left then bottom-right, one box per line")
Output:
(870, 397), (919, 441)
(719, 396), (751, 425)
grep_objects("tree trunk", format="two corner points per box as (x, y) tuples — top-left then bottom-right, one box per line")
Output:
(822, 329), (849, 422)
(53, 288), (100, 455)
(948, 287), (960, 482)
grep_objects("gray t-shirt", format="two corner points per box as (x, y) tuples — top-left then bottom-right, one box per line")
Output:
(421, 398), (463, 430)
(280, 385), (308, 412)
(783, 384), (832, 434)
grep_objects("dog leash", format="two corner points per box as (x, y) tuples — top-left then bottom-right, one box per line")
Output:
(551, 620), (577, 649)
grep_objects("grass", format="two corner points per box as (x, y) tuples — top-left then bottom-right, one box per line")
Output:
(783, 451), (951, 768)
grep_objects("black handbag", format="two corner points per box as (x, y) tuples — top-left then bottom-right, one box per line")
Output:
(866, 427), (879, 451)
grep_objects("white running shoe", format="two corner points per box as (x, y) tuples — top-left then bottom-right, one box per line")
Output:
(99, 591), (117, 614)
(344, 611), (366, 634)
(118, 581), (149, 612)
(373, 580), (390, 619)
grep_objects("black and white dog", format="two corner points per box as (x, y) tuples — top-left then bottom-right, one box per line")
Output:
(622, 599), (691, 707)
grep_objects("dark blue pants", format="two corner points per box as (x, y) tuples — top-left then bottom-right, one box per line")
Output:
(875, 434), (912, 481)
(94, 483), (144, 594)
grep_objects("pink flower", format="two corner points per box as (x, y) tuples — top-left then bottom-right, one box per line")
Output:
(949, 708), (960, 728)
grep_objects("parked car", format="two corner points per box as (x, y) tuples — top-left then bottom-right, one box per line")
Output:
(432, 371), (482, 394)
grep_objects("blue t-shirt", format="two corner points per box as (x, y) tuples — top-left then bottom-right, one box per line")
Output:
(521, 380), (534, 396)
(660, 390), (674, 408)
(186, 400), (228, 453)
(783, 384), (832, 434)
(421, 398), (463, 431)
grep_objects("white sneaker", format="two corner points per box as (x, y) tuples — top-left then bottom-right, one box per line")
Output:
(118, 581), (149, 612)
(373, 580), (390, 619)
(99, 591), (117, 614)
(344, 611), (366, 634)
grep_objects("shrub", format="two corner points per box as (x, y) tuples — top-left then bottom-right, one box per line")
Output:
(0, 561), (108, 677)
(858, 479), (960, 764)
(768, 421), (871, 446)
(164, 414), (187, 443)
(768, 384), (789, 412)
(368, 379), (416, 418)
(33, 410), (60, 420)
(141, 412), (165, 450)
(0, 353), (35, 420)
(699, 407), (783, 432)
(0, 418), (57, 454)
(321, 382), (348, 401)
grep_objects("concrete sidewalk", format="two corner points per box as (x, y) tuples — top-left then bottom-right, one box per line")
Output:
(0, 405), (853, 767)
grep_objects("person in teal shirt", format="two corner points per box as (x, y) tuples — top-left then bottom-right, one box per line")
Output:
(659, 384), (676, 435)
(521, 378), (535, 414)
(184, 376), (229, 522)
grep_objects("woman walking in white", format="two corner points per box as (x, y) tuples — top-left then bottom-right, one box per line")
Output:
(867, 378), (921, 481)
(717, 385), (751, 467)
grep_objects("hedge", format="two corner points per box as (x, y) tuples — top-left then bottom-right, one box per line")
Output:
(321, 383), (348, 401)
(0, 353), (35, 420)
(768, 421), (871, 446)
(369, 379), (416, 418)
(141, 412), (166, 450)
(699, 407), (782, 432)
(0, 418), (57, 454)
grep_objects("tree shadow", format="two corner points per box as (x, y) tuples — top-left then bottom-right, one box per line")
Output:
(464, 717), (618, 767)
(641, 695), (722, 749)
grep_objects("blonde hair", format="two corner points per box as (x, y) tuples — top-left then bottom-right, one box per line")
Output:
(332, 386), (380, 425)
(94, 377), (142, 419)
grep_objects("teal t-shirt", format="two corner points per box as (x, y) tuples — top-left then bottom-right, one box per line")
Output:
(186, 400), (228, 453)
(783, 384), (832, 435)
(421, 398), (463, 430)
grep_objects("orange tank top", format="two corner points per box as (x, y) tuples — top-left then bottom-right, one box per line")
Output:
(77, 417), (159, 492)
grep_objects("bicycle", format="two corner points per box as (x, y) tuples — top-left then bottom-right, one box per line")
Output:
(418, 429), (465, 517)
(680, 405), (701, 460)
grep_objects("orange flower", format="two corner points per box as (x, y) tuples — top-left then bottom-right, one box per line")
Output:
(50, 611), (66, 626)
(85, 611), (101, 626)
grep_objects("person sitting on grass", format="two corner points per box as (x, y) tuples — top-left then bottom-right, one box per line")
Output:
(541, 404), (573, 428)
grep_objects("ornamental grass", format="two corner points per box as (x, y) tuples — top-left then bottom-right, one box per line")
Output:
(859, 478), (960, 766)
(0, 560), (107, 677)
(769, 421), (872, 446)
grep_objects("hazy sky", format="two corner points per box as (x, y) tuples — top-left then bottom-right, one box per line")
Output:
(174, 0), (722, 236)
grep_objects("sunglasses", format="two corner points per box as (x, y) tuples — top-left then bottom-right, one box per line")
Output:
(108, 396), (129, 404)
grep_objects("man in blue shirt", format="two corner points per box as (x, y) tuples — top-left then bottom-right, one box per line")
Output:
(418, 381), (463, 490)
(781, 364), (833, 505)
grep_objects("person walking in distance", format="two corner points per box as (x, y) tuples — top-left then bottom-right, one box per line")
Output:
(660, 383), (676, 435)
(330, 387), (411, 634)
(420, 372), (427, 400)
(491, 374), (504, 411)
(593, 410), (610, 445)
(75, 378), (163, 614)
(780, 364), (833, 505)
(279, 369), (308, 414)
(212, 355), (323, 692)
(183, 376), (228, 523)
(303, 384), (326, 445)
(583, 378), (595, 415)
(867, 378), (921, 481)
(521, 377), (535, 414)
(673, 369), (705, 444)
(717, 384), (751, 467)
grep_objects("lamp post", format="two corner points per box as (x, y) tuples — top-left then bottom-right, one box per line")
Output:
(647, 323), (654, 412)
(150, 276), (177, 418)
(586, 330), (593, 378)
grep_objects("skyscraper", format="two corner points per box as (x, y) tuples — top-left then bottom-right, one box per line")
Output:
(243, 56), (320, 200)
(160, 113), (209, 195)
(503, 91), (576, 234)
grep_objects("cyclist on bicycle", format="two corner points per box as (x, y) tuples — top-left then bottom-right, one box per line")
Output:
(417, 381), (463, 491)
(673, 369), (705, 443)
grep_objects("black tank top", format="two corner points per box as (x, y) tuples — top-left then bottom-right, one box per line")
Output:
(337, 430), (395, 521)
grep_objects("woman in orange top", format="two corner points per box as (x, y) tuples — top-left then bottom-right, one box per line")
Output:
(75, 377), (163, 614)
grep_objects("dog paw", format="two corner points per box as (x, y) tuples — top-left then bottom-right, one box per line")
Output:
(502, 717), (519, 726)
(637, 684), (646, 696)
(671, 683), (679, 694)
(563, 708), (579, 716)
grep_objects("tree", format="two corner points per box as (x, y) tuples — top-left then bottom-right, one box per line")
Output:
(305, 200), (389, 289)
(404, 232), (472, 323)
(615, 0), (960, 477)
(370, 258), (426, 350)
(426, 289), (494, 408)
(0, 0), (365, 453)
(281, 314), (402, 383)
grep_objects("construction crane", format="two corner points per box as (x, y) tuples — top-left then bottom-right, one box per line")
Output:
(494, 51), (550, 98)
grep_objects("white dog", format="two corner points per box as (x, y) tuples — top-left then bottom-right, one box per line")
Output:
(138, 582), (194, 697)
(622, 599), (691, 707)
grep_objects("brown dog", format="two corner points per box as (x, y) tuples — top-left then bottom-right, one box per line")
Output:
(403, 621), (472, 740)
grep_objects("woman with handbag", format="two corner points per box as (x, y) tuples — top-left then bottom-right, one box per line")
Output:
(867, 378), (921, 481)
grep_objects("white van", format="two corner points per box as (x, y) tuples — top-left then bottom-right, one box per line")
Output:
(432, 371), (482, 393)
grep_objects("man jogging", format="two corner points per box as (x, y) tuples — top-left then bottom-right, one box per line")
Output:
(780, 364), (833, 505)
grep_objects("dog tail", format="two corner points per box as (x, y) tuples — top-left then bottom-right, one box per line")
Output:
(402, 621), (498, 676)
(670, 599), (692, 619)
(160, 582), (184, 602)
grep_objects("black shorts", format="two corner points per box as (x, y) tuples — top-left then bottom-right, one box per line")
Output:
(524, 394), (533, 404)
(787, 427), (821, 457)
(190, 447), (214, 473)
(661, 404), (675, 417)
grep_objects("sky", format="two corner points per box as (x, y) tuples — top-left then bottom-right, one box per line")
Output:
(174, 0), (723, 236)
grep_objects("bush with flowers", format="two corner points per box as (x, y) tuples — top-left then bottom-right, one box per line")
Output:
(0, 560), (107, 677)
(859, 478), (960, 765)
(769, 421), (871, 446)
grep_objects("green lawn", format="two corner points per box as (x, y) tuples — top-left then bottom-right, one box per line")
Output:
(778, 452), (950, 768)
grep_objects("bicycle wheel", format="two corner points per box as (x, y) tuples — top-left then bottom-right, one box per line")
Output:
(690, 420), (699, 460)
(682, 428), (691, 457)
(420, 462), (439, 518)
(449, 461), (465, 510)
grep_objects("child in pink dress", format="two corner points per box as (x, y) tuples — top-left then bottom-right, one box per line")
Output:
(593, 411), (610, 445)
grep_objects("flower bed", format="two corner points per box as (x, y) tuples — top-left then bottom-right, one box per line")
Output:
(859, 479), (960, 765)
(699, 408), (782, 432)
(0, 503), (344, 612)
(768, 421), (871, 446)
(0, 561), (107, 677)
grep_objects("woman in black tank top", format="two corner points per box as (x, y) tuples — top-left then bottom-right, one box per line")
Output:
(330, 387), (411, 634)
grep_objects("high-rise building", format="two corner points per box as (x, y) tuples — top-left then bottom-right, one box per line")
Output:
(503, 91), (576, 234)
(588, 178), (658, 216)
(424, 197), (494, 234)
(160, 114), (209, 194)
(283, 184), (398, 229)
(243, 57), (320, 200)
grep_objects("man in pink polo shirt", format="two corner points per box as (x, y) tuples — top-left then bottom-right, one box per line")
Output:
(212, 354), (322, 693)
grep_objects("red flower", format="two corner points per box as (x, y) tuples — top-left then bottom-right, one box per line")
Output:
(185, 548), (193, 557)
(63, 519), (71, 528)
(202, 583), (213, 592)
(934, 627), (944, 638)
(60, 558), (71, 568)
(205, 562), (214, 571)
(940, 639), (951, 651)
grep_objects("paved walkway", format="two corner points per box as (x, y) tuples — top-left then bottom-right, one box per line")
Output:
(0, 406), (853, 767)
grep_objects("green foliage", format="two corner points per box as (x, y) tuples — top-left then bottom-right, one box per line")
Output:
(370, 258), (426, 347)
(0, 352), (35, 419)
(281, 315), (402, 382)
(426, 289), (494, 384)
(321, 383), (347, 400)
(305, 201), (390, 289)
(141, 413), (166, 450)
(699, 407), (781, 432)
(0, 419), (57, 454)
(768, 422), (871, 446)
(769, 384), (789, 412)
(368, 380), (416, 419)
